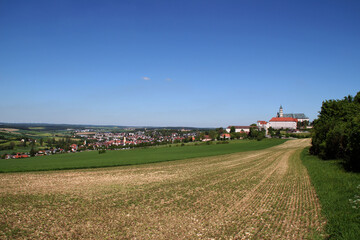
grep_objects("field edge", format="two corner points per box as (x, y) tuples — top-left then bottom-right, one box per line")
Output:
(0, 139), (287, 173)
(301, 147), (360, 240)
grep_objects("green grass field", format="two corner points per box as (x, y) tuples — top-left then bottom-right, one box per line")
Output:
(301, 148), (360, 240)
(0, 139), (286, 173)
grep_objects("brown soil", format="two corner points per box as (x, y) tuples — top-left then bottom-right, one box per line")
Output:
(0, 139), (325, 239)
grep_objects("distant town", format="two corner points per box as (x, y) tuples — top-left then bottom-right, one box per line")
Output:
(0, 106), (311, 159)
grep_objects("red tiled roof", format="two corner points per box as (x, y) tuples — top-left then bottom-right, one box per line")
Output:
(269, 117), (298, 122)
(257, 121), (267, 124)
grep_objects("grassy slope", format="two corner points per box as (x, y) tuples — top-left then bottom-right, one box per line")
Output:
(301, 148), (360, 240)
(0, 139), (286, 173)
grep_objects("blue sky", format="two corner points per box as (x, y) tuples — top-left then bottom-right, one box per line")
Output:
(1, 0), (359, 127)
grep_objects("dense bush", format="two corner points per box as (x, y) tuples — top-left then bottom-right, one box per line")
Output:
(310, 92), (360, 171)
(98, 149), (106, 154)
(289, 133), (311, 139)
(249, 128), (265, 141)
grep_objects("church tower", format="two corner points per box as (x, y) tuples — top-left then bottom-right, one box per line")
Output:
(279, 105), (284, 118)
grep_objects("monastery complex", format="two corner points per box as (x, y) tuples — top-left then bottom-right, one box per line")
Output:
(257, 105), (309, 130)
(226, 106), (309, 135)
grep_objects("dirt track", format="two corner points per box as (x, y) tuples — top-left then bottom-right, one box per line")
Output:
(0, 139), (325, 239)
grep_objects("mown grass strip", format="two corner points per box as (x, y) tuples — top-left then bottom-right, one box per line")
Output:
(301, 148), (360, 240)
(0, 139), (286, 173)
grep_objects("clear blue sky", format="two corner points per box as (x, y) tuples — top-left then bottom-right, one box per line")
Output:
(1, 0), (359, 127)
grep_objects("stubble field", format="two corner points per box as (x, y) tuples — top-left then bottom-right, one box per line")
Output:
(0, 139), (325, 239)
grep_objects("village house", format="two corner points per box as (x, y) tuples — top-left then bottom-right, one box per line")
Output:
(37, 150), (45, 156)
(257, 121), (268, 130)
(71, 144), (78, 152)
(12, 153), (30, 159)
(202, 135), (212, 142)
(220, 133), (231, 139)
(226, 126), (255, 134)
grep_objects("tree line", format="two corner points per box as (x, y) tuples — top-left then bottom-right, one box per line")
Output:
(310, 91), (360, 171)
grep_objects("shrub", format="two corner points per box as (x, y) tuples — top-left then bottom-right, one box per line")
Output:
(98, 149), (106, 154)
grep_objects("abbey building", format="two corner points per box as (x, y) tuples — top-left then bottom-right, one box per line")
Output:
(257, 106), (309, 130)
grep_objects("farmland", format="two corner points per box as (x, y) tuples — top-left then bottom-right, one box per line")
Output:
(0, 139), (286, 173)
(0, 139), (325, 239)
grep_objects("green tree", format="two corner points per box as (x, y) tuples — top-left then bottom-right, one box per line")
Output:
(239, 132), (247, 139)
(209, 130), (217, 140)
(216, 127), (224, 134)
(267, 127), (274, 137)
(30, 148), (37, 157)
(234, 132), (241, 139)
(248, 128), (256, 139)
(253, 129), (265, 141)
(310, 91), (360, 171)
(230, 126), (235, 133)
(275, 129), (282, 138)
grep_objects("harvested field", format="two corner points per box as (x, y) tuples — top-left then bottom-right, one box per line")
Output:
(0, 128), (19, 132)
(0, 139), (325, 239)
(0, 128), (20, 134)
